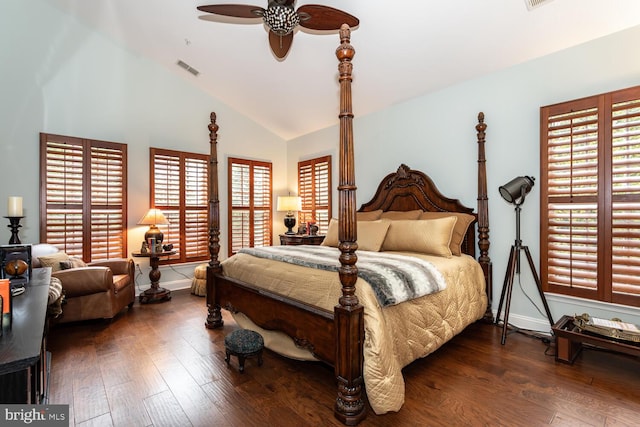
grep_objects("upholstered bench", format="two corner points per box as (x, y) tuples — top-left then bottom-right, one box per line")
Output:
(191, 263), (207, 296)
(224, 329), (264, 373)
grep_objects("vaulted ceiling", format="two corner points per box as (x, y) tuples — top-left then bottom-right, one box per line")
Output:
(46, 0), (640, 140)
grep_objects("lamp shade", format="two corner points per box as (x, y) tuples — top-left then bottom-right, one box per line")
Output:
(277, 196), (302, 212)
(138, 208), (170, 226)
(499, 176), (535, 205)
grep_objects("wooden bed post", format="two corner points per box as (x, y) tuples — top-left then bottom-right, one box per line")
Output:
(334, 24), (366, 425)
(476, 112), (493, 322)
(205, 112), (223, 329)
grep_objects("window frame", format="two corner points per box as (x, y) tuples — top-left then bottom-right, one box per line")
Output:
(540, 85), (640, 308)
(40, 133), (128, 262)
(150, 147), (210, 265)
(227, 157), (273, 257)
(297, 155), (332, 235)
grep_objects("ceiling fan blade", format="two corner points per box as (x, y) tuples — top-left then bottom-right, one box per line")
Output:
(268, 31), (294, 59)
(197, 4), (264, 19)
(297, 5), (359, 30)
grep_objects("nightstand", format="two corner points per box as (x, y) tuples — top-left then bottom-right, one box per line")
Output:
(279, 234), (325, 246)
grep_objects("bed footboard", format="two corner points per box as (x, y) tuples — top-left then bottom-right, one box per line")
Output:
(214, 273), (335, 363)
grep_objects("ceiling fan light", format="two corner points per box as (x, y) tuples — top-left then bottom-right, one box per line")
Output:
(263, 5), (299, 35)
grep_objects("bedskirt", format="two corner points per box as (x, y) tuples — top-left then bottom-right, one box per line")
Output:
(221, 250), (487, 414)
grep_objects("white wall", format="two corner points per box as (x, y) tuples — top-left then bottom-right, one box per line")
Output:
(0, 1), (287, 290)
(288, 25), (640, 330)
(3, 0), (640, 326)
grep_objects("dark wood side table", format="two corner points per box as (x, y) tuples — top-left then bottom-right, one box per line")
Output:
(132, 251), (176, 304)
(279, 234), (325, 246)
(0, 267), (51, 404)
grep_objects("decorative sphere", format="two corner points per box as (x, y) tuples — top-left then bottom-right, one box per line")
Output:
(5, 259), (28, 276)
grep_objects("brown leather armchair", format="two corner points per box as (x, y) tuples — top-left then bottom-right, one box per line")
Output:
(32, 244), (135, 323)
(51, 259), (135, 323)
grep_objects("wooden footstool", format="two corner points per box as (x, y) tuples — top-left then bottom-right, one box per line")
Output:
(224, 329), (264, 373)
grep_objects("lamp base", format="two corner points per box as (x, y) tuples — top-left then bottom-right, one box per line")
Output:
(284, 216), (296, 235)
(144, 225), (164, 244)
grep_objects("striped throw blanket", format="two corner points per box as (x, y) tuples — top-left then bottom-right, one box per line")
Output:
(238, 245), (446, 307)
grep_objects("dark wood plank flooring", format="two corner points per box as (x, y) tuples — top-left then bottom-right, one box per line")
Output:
(47, 290), (640, 426)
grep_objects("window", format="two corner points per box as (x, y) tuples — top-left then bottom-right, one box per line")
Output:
(228, 157), (272, 256)
(541, 85), (640, 308)
(150, 148), (209, 264)
(298, 155), (332, 234)
(40, 133), (127, 261)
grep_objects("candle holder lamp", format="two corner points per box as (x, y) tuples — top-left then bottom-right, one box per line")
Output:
(4, 216), (23, 245)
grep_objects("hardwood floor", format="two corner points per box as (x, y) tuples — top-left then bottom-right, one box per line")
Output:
(47, 290), (640, 427)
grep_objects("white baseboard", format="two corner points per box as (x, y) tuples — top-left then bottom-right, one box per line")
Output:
(494, 293), (640, 335)
(493, 310), (554, 334)
(134, 278), (192, 296)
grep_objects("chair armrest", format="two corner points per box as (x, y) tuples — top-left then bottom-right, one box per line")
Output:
(89, 258), (134, 278)
(52, 267), (113, 297)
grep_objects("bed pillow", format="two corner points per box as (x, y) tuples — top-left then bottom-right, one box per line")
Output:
(321, 218), (391, 252)
(419, 212), (475, 256)
(381, 217), (457, 258)
(37, 251), (71, 272)
(356, 209), (383, 221)
(321, 219), (339, 247)
(357, 219), (392, 251)
(379, 210), (422, 220)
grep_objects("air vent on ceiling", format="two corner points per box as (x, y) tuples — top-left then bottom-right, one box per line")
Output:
(524, 0), (553, 11)
(177, 60), (199, 76)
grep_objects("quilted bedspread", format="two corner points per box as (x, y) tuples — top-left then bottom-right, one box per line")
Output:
(221, 249), (487, 414)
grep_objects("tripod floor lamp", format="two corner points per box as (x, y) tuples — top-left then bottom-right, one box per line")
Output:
(495, 176), (554, 345)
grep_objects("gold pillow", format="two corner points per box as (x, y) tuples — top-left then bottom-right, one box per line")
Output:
(37, 251), (70, 272)
(356, 210), (383, 221)
(379, 210), (422, 220)
(381, 217), (458, 257)
(321, 218), (391, 252)
(419, 212), (475, 256)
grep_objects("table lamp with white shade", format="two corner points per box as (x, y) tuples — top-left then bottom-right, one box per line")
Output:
(277, 196), (301, 235)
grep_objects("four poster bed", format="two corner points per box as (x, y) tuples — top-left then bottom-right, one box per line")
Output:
(205, 25), (492, 425)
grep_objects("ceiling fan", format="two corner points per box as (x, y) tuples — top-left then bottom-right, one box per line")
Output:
(197, 1), (359, 59)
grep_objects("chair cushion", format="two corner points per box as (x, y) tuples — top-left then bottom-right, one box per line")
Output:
(59, 256), (88, 270)
(224, 329), (264, 354)
(37, 251), (70, 272)
(31, 244), (61, 268)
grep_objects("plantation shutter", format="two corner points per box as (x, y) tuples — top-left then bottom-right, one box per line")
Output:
(542, 99), (600, 299)
(40, 134), (127, 261)
(228, 158), (272, 256)
(298, 156), (331, 234)
(610, 90), (640, 305)
(184, 157), (209, 259)
(541, 85), (640, 307)
(90, 144), (126, 260)
(253, 163), (272, 247)
(151, 148), (209, 263)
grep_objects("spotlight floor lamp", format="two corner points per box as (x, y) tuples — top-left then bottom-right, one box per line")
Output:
(495, 176), (554, 345)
